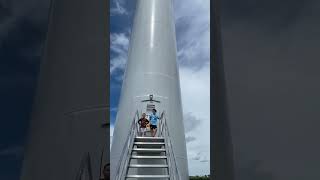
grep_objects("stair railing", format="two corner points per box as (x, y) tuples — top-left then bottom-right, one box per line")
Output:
(158, 112), (182, 180)
(114, 110), (140, 180)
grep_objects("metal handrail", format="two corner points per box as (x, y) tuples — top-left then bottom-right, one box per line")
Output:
(158, 111), (181, 180)
(114, 110), (140, 180)
(114, 110), (181, 179)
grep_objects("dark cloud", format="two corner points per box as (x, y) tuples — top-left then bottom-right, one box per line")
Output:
(0, 1), (11, 22)
(175, 16), (195, 46)
(185, 136), (196, 143)
(0, 146), (24, 159)
(183, 112), (202, 134)
(0, 0), (50, 40)
(192, 153), (201, 161)
(0, 0), (50, 179)
(0, 0), (50, 145)
(0, 0), (50, 79)
(191, 152), (209, 163)
(0, 145), (25, 180)
(220, 0), (320, 179)
(175, 13), (209, 70)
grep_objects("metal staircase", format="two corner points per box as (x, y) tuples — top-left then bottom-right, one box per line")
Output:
(114, 111), (181, 180)
(126, 136), (169, 179)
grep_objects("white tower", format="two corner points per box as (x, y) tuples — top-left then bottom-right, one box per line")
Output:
(111, 0), (189, 179)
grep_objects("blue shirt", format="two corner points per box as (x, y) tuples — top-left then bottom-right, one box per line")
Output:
(149, 114), (159, 125)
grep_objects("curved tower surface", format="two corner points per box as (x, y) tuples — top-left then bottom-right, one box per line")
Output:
(111, 0), (189, 179)
(20, 0), (108, 180)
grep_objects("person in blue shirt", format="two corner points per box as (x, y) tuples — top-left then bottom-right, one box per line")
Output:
(149, 109), (159, 137)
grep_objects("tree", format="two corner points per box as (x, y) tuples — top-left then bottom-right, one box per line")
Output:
(189, 174), (210, 180)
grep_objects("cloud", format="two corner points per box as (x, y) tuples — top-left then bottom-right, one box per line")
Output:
(110, 125), (114, 150)
(174, 0), (210, 69)
(110, 107), (118, 112)
(0, 145), (24, 158)
(190, 152), (209, 162)
(110, 32), (129, 50)
(174, 2), (210, 174)
(110, 0), (128, 16)
(183, 112), (203, 134)
(185, 136), (196, 143)
(0, 0), (50, 79)
(180, 66), (210, 119)
(192, 153), (201, 161)
(110, 32), (129, 76)
(179, 61), (210, 176)
(0, 0), (50, 41)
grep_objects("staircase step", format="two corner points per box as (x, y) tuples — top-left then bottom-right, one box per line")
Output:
(134, 142), (165, 148)
(135, 137), (164, 142)
(132, 148), (166, 152)
(126, 175), (170, 179)
(134, 142), (165, 145)
(129, 164), (169, 168)
(131, 155), (167, 159)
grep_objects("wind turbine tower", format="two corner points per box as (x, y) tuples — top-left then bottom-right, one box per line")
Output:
(111, 0), (189, 179)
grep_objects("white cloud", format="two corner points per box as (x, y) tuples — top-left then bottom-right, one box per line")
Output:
(110, 125), (114, 150)
(110, 0), (128, 16)
(184, 112), (202, 134)
(175, 0), (210, 175)
(185, 136), (196, 143)
(110, 107), (118, 112)
(174, 0), (210, 69)
(110, 33), (129, 76)
(180, 65), (210, 176)
(174, 0), (210, 175)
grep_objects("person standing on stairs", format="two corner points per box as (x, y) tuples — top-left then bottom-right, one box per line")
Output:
(149, 109), (160, 137)
(138, 113), (149, 137)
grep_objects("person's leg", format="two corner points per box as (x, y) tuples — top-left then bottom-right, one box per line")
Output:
(150, 125), (154, 137)
(143, 128), (146, 136)
(154, 128), (157, 137)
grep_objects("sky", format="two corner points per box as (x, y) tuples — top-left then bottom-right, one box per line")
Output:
(0, 0), (50, 179)
(109, 0), (210, 176)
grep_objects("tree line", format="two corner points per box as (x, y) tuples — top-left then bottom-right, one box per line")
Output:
(189, 175), (210, 180)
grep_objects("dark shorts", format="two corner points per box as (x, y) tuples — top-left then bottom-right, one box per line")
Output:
(150, 125), (157, 129)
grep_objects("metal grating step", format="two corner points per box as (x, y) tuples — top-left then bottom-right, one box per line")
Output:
(134, 142), (165, 148)
(135, 137), (165, 142)
(126, 175), (170, 179)
(131, 155), (167, 159)
(134, 142), (165, 145)
(129, 164), (169, 168)
(132, 148), (166, 152)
